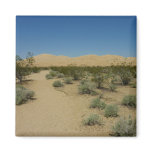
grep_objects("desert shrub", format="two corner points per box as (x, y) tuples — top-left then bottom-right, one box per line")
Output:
(104, 104), (118, 117)
(109, 83), (117, 91)
(49, 70), (59, 77)
(64, 77), (73, 84)
(72, 70), (82, 80)
(122, 95), (136, 108)
(53, 81), (64, 87)
(16, 85), (34, 105)
(111, 117), (136, 136)
(130, 67), (136, 78)
(99, 93), (104, 99)
(57, 73), (64, 78)
(131, 83), (136, 88)
(118, 69), (132, 85)
(78, 81), (97, 95)
(50, 66), (136, 78)
(16, 52), (35, 83)
(45, 74), (53, 79)
(90, 98), (106, 110)
(83, 114), (103, 126)
(31, 67), (41, 73)
(92, 74), (105, 89)
(80, 78), (89, 85)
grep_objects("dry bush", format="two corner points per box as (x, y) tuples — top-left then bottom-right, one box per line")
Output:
(122, 95), (136, 108)
(64, 77), (73, 84)
(16, 85), (34, 105)
(83, 114), (103, 126)
(111, 117), (136, 136)
(104, 104), (118, 117)
(78, 81), (97, 95)
(53, 80), (64, 87)
(90, 98), (106, 110)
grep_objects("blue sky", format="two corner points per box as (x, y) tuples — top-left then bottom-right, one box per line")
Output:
(16, 16), (136, 58)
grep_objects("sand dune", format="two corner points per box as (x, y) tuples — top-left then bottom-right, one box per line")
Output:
(33, 54), (136, 67)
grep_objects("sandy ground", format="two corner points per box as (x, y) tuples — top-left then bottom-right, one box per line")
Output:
(16, 70), (136, 136)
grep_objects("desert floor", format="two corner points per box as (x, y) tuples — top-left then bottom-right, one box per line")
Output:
(16, 70), (136, 136)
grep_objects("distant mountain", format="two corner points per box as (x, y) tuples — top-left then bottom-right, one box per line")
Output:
(33, 54), (136, 67)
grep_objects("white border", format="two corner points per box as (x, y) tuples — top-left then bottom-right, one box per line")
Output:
(0, 0), (152, 152)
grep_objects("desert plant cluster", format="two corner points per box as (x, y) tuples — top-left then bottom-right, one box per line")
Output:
(112, 116), (136, 136)
(45, 65), (136, 136)
(16, 85), (34, 105)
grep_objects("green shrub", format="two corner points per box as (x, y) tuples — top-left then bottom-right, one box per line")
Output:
(78, 81), (96, 95)
(64, 77), (73, 84)
(109, 83), (117, 91)
(122, 95), (136, 108)
(16, 53), (35, 83)
(57, 73), (64, 78)
(90, 98), (106, 110)
(16, 85), (34, 105)
(53, 81), (64, 87)
(80, 78), (89, 85)
(104, 104), (118, 117)
(50, 66), (136, 79)
(83, 114), (103, 126)
(131, 83), (136, 88)
(99, 93), (104, 99)
(72, 71), (81, 80)
(45, 74), (53, 79)
(49, 70), (59, 77)
(32, 67), (41, 73)
(111, 117), (136, 136)
(119, 69), (132, 85)
(92, 74), (104, 89)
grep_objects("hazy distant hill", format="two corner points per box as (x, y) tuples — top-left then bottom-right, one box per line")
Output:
(33, 54), (136, 67)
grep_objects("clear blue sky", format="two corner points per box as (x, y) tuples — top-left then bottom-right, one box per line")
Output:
(16, 16), (136, 58)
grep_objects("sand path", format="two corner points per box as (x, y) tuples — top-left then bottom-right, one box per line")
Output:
(16, 70), (95, 136)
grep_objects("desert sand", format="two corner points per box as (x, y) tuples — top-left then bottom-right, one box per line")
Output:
(16, 70), (136, 136)
(33, 54), (136, 67)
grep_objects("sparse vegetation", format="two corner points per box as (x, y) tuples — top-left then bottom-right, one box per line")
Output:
(57, 73), (64, 78)
(49, 70), (59, 77)
(50, 66), (136, 79)
(16, 52), (35, 83)
(131, 83), (136, 88)
(72, 71), (81, 80)
(118, 68), (132, 85)
(46, 70), (63, 79)
(78, 80), (97, 95)
(53, 80), (64, 87)
(92, 74), (104, 89)
(45, 74), (53, 79)
(80, 78), (89, 85)
(16, 64), (136, 136)
(99, 93), (104, 99)
(83, 114), (103, 126)
(104, 104), (118, 117)
(109, 83), (117, 91)
(16, 85), (34, 105)
(111, 117), (136, 136)
(90, 98), (106, 110)
(122, 95), (136, 108)
(64, 77), (73, 84)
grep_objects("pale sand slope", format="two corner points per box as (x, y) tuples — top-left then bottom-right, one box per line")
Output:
(16, 70), (136, 136)
(33, 54), (136, 67)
